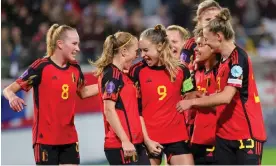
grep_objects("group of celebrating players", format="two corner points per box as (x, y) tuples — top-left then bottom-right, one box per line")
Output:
(3, 0), (267, 165)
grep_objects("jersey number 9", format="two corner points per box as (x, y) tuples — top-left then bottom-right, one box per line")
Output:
(157, 85), (167, 100)
(61, 84), (69, 99)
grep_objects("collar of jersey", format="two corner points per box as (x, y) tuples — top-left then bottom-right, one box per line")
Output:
(48, 57), (70, 70)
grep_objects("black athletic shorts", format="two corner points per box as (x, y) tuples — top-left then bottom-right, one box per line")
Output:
(33, 142), (80, 165)
(104, 143), (150, 165)
(191, 143), (215, 165)
(215, 136), (264, 165)
(145, 140), (191, 164)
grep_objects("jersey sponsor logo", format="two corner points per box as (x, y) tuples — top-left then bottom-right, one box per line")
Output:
(231, 65), (243, 78)
(182, 77), (194, 92)
(52, 76), (58, 80)
(106, 81), (115, 94)
(146, 78), (152, 83)
(20, 69), (29, 79)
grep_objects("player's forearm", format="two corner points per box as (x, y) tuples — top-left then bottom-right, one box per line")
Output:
(3, 82), (21, 101)
(191, 92), (231, 108)
(104, 108), (130, 142)
(139, 116), (151, 142)
(79, 84), (99, 98)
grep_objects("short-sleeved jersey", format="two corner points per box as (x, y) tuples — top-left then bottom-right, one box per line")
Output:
(16, 57), (85, 145)
(129, 61), (194, 144)
(216, 46), (266, 141)
(191, 67), (218, 145)
(98, 64), (143, 148)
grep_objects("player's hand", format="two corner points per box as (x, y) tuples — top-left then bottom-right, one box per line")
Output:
(122, 141), (136, 157)
(9, 95), (26, 112)
(176, 100), (192, 112)
(144, 139), (163, 156)
(183, 91), (204, 100)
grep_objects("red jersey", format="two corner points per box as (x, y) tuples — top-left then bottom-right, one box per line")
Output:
(191, 67), (218, 145)
(16, 57), (85, 145)
(216, 46), (266, 141)
(129, 61), (194, 144)
(181, 37), (197, 126)
(98, 64), (143, 148)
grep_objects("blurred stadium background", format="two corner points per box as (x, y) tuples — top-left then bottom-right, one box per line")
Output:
(1, 0), (276, 165)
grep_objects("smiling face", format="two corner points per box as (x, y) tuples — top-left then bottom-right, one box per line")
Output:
(166, 30), (185, 58)
(57, 30), (80, 62)
(202, 27), (221, 53)
(194, 36), (213, 63)
(139, 37), (161, 66)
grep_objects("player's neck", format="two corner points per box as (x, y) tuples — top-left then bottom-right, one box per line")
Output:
(205, 55), (217, 71)
(50, 53), (68, 68)
(220, 41), (236, 61)
(112, 58), (123, 71)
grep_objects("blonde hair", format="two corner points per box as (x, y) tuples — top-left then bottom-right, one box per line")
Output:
(206, 8), (235, 41)
(91, 32), (135, 76)
(194, 0), (222, 24)
(193, 27), (203, 37)
(140, 24), (182, 81)
(166, 25), (190, 41)
(46, 24), (75, 56)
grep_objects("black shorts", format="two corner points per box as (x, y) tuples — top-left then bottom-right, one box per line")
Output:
(33, 142), (80, 165)
(191, 143), (215, 165)
(215, 136), (264, 165)
(145, 141), (191, 164)
(104, 143), (150, 165)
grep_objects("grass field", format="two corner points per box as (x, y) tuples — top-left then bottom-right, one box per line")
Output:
(262, 148), (276, 165)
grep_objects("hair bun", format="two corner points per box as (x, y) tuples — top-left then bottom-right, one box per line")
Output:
(217, 8), (231, 22)
(154, 24), (163, 31)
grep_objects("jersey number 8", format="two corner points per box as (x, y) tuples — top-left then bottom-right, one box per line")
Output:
(157, 85), (167, 100)
(61, 84), (69, 99)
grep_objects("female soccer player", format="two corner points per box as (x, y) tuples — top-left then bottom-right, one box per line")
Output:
(166, 25), (190, 60)
(177, 8), (267, 165)
(129, 24), (194, 165)
(92, 32), (150, 165)
(181, 0), (223, 143)
(3, 24), (98, 165)
(189, 28), (219, 165)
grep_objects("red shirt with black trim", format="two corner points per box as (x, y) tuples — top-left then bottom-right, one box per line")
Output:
(98, 64), (143, 148)
(191, 67), (218, 145)
(129, 61), (194, 144)
(216, 46), (266, 141)
(16, 57), (85, 145)
(181, 37), (197, 127)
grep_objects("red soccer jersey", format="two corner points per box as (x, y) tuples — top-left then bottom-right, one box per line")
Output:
(129, 61), (194, 144)
(181, 37), (197, 126)
(98, 64), (143, 148)
(16, 57), (85, 145)
(216, 46), (266, 141)
(191, 67), (218, 145)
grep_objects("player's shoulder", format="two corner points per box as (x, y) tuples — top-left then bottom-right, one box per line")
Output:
(29, 57), (50, 70)
(129, 60), (147, 78)
(231, 45), (248, 64)
(69, 60), (82, 69)
(183, 37), (196, 50)
(103, 64), (122, 80)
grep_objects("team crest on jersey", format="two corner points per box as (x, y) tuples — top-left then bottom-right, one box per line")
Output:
(72, 73), (76, 82)
(231, 65), (243, 78)
(106, 81), (115, 94)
